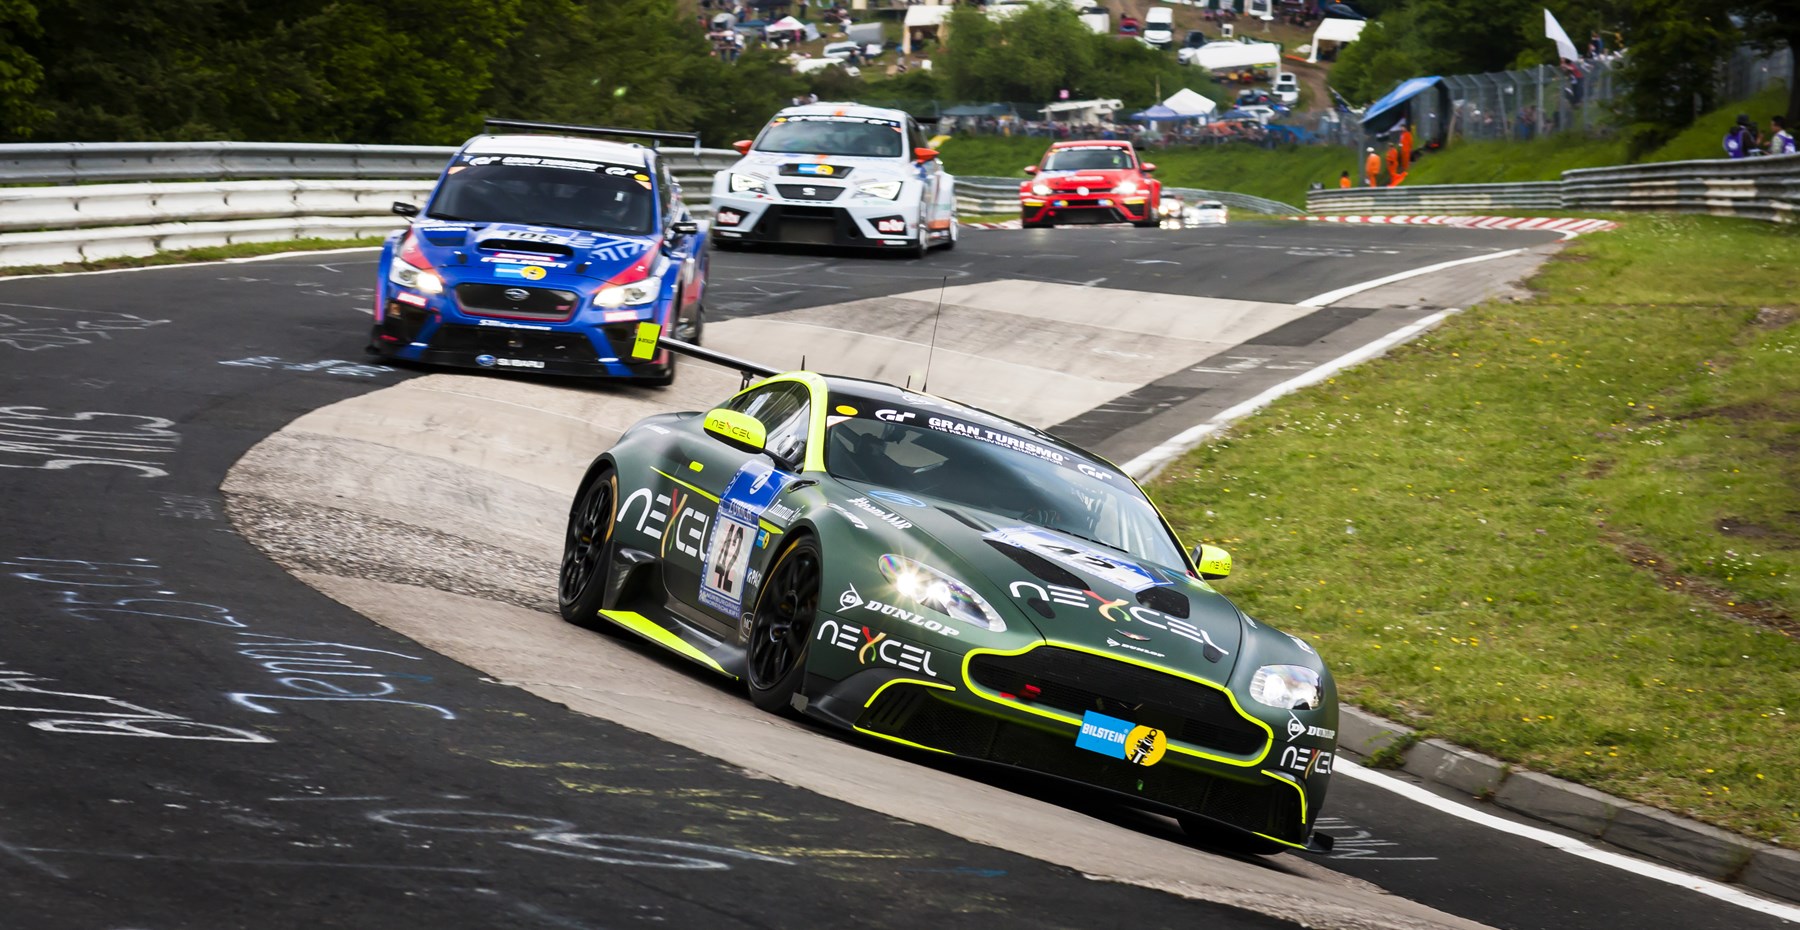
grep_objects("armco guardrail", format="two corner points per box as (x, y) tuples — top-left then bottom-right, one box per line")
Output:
(958, 175), (1304, 216)
(1306, 154), (1799, 223)
(1563, 154), (1800, 223)
(1309, 181), (1564, 214)
(0, 142), (741, 268)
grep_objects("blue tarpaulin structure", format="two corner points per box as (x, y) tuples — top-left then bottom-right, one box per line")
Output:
(1360, 76), (1448, 141)
(1130, 104), (1197, 122)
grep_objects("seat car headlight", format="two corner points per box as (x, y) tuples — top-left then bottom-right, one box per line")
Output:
(593, 273), (663, 308)
(856, 179), (903, 200)
(1030, 182), (1051, 196)
(878, 554), (1005, 632)
(1114, 180), (1139, 195)
(729, 172), (767, 194)
(386, 256), (443, 295)
(1249, 664), (1322, 710)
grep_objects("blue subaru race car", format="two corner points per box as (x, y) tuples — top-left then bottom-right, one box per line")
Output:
(371, 119), (709, 385)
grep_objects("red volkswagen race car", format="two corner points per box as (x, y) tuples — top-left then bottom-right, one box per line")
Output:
(1019, 141), (1162, 229)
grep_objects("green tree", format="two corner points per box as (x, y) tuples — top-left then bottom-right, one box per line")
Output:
(1728, 0), (1800, 123)
(0, 0), (46, 137)
(1615, 0), (1738, 154)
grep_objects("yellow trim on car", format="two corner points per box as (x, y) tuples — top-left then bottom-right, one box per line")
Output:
(852, 727), (954, 754)
(958, 641), (1275, 767)
(862, 676), (956, 708)
(1260, 769), (1311, 826)
(724, 370), (832, 473)
(597, 609), (737, 679)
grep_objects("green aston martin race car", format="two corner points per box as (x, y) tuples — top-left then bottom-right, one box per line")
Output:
(559, 333), (1338, 853)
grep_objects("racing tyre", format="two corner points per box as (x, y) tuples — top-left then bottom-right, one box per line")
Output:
(675, 301), (705, 345)
(712, 237), (743, 252)
(911, 231), (929, 260)
(559, 467), (620, 629)
(941, 217), (959, 252)
(645, 358), (676, 387)
(1132, 209), (1161, 228)
(746, 536), (822, 714)
(1177, 815), (1288, 856)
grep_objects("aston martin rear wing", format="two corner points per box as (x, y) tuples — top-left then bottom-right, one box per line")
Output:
(628, 323), (781, 387)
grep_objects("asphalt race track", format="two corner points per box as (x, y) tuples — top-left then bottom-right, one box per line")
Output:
(1, 223), (1793, 930)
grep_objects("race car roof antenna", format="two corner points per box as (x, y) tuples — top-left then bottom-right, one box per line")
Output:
(921, 276), (948, 393)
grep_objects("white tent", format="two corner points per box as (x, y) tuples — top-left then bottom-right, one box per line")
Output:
(767, 15), (805, 32)
(902, 4), (951, 54)
(1181, 40), (1280, 71)
(1309, 18), (1367, 62)
(1040, 98), (1123, 125)
(1163, 87), (1218, 116)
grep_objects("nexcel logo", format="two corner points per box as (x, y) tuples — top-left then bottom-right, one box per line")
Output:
(815, 619), (938, 677)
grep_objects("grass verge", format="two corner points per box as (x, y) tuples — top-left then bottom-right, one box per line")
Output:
(0, 236), (380, 278)
(1151, 214), (1799, 845)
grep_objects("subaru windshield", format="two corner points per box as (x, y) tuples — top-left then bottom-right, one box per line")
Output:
(428, 154), (656, 235)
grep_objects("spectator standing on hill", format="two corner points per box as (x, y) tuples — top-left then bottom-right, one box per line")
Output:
(1400, 125), (1413, 170)
(1725, 115), (1761, 158)
(1364, 147), (1381, 186)
(1771, 116), (1796, 154)
(1384, 144), (1400, 184)
(1339, 170), (1352, 188)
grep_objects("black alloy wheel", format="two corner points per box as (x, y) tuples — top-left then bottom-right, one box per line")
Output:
(558, 468), (618, 627)
(746, 537), (822, 713)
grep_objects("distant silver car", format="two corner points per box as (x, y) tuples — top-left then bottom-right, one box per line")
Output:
(1184, 200), (1230, 226)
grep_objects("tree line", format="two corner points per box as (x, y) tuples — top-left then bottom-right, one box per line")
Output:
(1331, 0), (1796, 153)
(0, 0), (818, 145)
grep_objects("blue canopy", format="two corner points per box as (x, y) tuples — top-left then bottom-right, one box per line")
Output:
(1130, 104), (1196, 122)
(1361, 76), (1444, 133)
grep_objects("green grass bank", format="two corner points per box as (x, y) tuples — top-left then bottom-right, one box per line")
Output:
(937, 86), (1790, 208)
(1149, 215), (1799, 845)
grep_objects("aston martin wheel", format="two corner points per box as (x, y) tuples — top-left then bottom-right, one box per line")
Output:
(558, 467), (619, 628)
(746, 537), (822, 713)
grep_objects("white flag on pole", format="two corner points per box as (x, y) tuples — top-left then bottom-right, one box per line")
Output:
(1544, 8), (1581, 62)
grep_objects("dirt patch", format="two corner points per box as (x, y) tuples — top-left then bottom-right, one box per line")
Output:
(1716, 516), (1800, 549)
(1584, 458), (1614, 479)
(1604, 530), (1797, 638)
(1754, 306), (1797, 329)
(1671, 401), (1781, 423)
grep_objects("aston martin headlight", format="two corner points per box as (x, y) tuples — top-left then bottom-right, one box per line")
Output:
(593, 273), (663, 308)
(1030, 182), (1051, 196)
(878, 554), (1005, 632)
(856, 179), (903, 200)
(729, 172), (767, 194)
(1249, 664), (1322, 710)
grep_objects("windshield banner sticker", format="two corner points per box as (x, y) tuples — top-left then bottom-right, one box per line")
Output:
(986, 526), (1163, 593)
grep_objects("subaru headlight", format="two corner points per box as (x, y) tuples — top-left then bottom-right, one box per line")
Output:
(878, 554), (1005, 633)
(1249, 665), (1322, 710)
(1114, 180), (1139, 196)
(1031, 182), (1051, 196)
(729, 172), (766, 194)
(386, 257), (443, 295)
(856, 179), (903, 200)
(593, 273), (663, 308)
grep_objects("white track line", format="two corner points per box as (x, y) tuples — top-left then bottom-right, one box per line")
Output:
(1295, 248), (1528, 308)
(1121, 308), (1459, 480)
(0, 245), (382, 283)
(1338, 760), (1800, 922)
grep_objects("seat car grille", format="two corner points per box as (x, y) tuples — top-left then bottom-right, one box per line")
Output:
(967, 647), (1267, 756)
(774, 184), (844, 202)
(860, 685), (1301, 838)
(454, 283), (580, 322)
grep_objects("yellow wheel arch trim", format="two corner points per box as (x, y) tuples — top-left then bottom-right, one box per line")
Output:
(597, 609), (737, 679)
(958, 641), (1275, 768)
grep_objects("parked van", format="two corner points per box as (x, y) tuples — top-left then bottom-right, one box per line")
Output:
(1143, 7), (1175, 48)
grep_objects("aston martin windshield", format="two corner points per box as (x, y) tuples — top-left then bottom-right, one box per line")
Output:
(1043, 146), (1135, 171)
(825, 411), (1185, 568)
(428, 155), (656, 234)
(755, 116), (904, 158)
